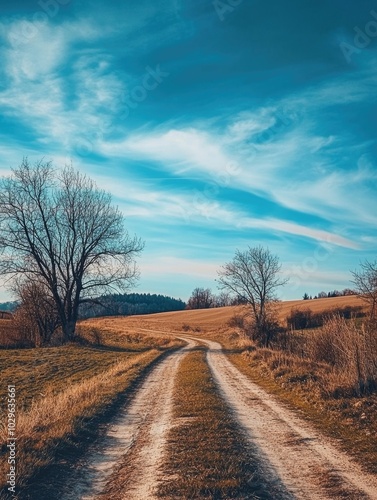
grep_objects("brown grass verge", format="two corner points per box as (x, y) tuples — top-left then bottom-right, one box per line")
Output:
(157, 346), (286, 499)
(227, 349), (377, 475)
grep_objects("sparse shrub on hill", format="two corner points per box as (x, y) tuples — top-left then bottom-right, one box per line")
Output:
(352, 259), (377, 319)
(286, 306), (365, 330)
(227, 314), (246, 329)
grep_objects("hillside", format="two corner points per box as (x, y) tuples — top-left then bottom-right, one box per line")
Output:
(83, 295), (366, 333)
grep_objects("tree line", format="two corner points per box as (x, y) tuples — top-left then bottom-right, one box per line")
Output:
(79, 293), (186, 318)
(302, 289), (356, 300)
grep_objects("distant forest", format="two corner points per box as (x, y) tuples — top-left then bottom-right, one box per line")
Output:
(0, 293), (186, 318)
(79, 293), (186, 318)
(0, 301), (17, 312)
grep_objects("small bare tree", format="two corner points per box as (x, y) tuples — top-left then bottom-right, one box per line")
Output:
(187, 287), (214, 309)
(0, 159), (143, 343)
(351, 260), (377, 319)
(13, 280), (60, 346)
(217, 246), (288, 346)
(214, 291), (232, 307)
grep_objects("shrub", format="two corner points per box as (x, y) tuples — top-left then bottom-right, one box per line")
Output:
(307, 315), (377, 396)
(227, 314), (246, 329)
(287, 306), (365, 331)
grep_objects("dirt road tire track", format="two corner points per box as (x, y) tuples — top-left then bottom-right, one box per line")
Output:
(193, 336), (377, 499)
(61, 340), (196, 500)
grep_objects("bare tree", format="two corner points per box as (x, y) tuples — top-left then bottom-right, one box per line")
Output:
(214, 291), (232, 307)
(0, 159), (143, 343)
(187, 287), (214, 309)
(13, 279), (60, 346)
(217, 246), (288, 346)
(351, 260), (377, 319)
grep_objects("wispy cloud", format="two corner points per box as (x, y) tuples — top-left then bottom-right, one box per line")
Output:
(86, 172), (358, 249)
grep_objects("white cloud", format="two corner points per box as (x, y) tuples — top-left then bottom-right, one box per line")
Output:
(100, 128), (233, 177)
(227, 108), (277, 142)
(3, 21), (68, 82)
(0, 16), (130, 161)
(83, 171), (358, 249)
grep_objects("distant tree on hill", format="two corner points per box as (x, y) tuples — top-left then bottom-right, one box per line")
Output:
(79, 292), (186, 318)
(187, 288), (214, 309)
(342, 288), (356, 296)
(0, 301), (18, 312)
(303, 293), (310, 300)
(214, 291), (232, 307)
(351, 260), (377, 319)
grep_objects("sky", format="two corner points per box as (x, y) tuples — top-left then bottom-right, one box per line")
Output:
(0, 0), (376, 302)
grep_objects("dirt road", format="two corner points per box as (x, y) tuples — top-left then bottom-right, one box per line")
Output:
(199, 336), (377, 499)
(60, 335), (377, 499)
(61, 340), (196, 500)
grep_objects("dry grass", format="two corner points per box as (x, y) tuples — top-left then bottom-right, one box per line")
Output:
(276, 295), (365, 321)
(85, 296), (366, 344)
(158, 346), (282, 499)
(0, 325), (182, 496)
(0, 352), (157, 492)
(305, 316), (377, 395)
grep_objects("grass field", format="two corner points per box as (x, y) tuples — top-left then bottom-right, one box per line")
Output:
(95, 295), (366, 334)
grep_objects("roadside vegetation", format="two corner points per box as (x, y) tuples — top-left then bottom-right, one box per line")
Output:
(0, 325), (182, 496)
(217, 306), (377, 473)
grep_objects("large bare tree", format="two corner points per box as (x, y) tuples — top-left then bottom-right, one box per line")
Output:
(351, 260), (377, 319)
(0, 159), (143, 343)
(217, 246), (287, 346)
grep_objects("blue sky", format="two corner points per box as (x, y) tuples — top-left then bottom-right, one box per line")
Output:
(0, 0), (376, 301)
